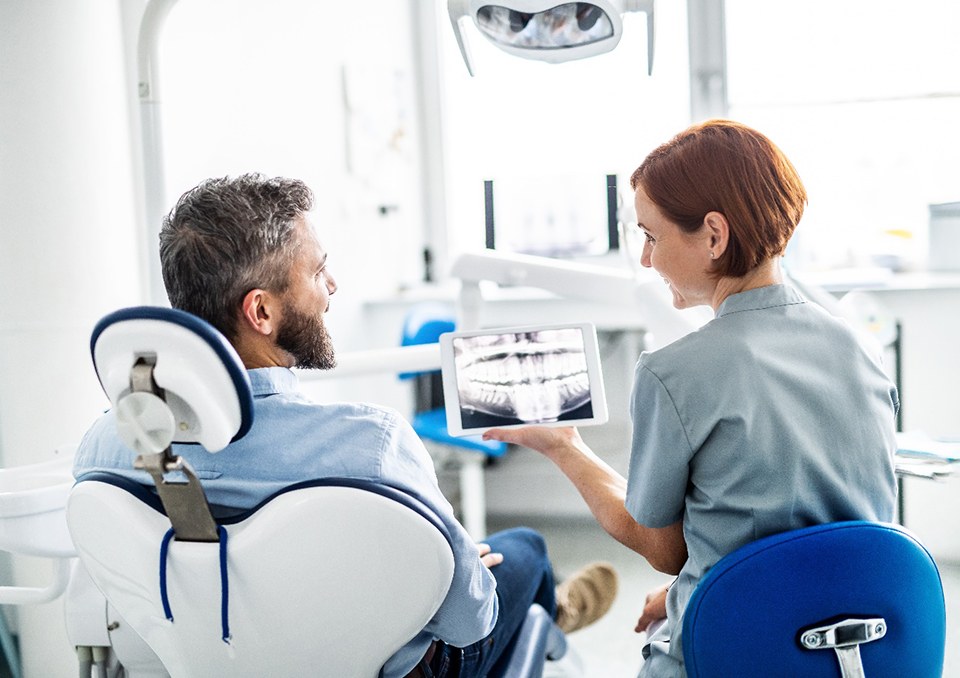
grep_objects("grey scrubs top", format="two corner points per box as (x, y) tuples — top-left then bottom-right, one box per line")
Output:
(625, 284), (898, 677)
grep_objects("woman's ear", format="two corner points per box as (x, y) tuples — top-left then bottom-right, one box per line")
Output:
(239, 288), (278, 337)
(703, 211), (730, 258)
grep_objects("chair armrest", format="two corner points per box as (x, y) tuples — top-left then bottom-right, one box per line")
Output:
(498, 604), (567, 678)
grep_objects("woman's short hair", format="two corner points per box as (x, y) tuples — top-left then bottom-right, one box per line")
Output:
(630, 119), (807, 278)
(159, 173), (314, 340)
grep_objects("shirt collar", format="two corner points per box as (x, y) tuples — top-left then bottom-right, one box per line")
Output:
(247, 367), (300, 397)
(715, 283), (805, 318)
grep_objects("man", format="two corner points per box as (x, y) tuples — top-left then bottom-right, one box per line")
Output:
(75, 174), (618, 677)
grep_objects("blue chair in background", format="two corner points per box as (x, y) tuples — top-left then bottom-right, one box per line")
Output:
(400, 303), (507, 539)
(682, 520), (946, 678)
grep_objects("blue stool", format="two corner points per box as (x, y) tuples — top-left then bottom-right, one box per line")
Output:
(400, 304), (507, 538)
(683, 521), (945, 677)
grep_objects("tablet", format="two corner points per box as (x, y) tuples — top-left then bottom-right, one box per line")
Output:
(440, 322), (608, 436)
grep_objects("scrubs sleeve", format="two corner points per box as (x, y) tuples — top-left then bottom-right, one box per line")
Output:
(624, 360), (695, 528)
(378, 411), (499, 647)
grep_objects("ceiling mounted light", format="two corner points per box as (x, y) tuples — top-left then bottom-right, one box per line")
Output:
(448, 0), (655, 76)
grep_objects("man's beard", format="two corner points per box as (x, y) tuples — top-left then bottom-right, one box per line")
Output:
(276, 300), (336, 370)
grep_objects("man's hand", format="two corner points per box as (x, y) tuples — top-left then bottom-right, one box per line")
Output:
(477, 542), (503, 569)
(634, 583), (671, 633)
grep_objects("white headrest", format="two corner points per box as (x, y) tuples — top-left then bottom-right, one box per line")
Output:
(91, 307), (254, 453)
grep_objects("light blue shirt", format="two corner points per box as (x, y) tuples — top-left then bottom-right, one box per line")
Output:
(74, 367), (498, 677)
(625, 284), (898, 676)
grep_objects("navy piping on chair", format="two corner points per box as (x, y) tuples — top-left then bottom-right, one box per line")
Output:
(75, 472), (166, 512)
(90, 306), (255, 443)
(73, 472), (453, 548)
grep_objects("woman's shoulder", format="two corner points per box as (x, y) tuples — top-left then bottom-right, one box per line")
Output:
(639, 317), (731, 373)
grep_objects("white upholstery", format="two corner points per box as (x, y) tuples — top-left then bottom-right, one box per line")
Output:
(93, 316), (247, 452)
(68, 481), (455, 678)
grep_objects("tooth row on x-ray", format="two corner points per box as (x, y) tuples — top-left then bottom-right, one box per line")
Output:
(454, 329), (591, 421)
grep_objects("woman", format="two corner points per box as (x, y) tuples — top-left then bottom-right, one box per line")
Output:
(483, 119), (898, 676)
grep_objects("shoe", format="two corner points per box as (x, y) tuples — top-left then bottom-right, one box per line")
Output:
(554, 561), (618, 633)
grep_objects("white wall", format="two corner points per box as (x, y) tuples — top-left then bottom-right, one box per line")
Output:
(868, 286), (960, 563)
(157, 0), (429, 375)
(0, 1), (427, 675)
(0, 1), (143, 675)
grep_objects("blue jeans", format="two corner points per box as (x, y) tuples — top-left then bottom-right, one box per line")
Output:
(420, 527), (557, 678)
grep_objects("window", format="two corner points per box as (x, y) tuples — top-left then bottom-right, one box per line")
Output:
(725, 0), (960, 272)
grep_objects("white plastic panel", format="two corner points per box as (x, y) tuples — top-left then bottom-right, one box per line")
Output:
(93, 318), (244, 452)
(68, 482), (455, 678)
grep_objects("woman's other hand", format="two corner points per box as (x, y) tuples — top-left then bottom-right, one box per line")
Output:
(634, 583), (671, 633)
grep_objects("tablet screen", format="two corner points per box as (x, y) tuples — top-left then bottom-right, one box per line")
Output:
(440, 322), (608, 436)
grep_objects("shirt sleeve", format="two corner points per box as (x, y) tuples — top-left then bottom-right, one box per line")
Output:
(377, 410), (499, 647)
(624, 359), (695, 528)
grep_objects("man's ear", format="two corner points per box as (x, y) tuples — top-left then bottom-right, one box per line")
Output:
(239, 288), (279, 337)
(703, 211), (730, 258)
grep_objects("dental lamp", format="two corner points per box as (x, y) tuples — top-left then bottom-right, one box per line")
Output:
(447, 0), (655, 76)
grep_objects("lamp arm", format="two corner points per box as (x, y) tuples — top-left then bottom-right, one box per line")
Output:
(622, 0), (655, 75)
(298, 344), (442, 380)
(447, 0), (476, 76)
(645, 0), (655, 75)
(451, 250), (703, 348)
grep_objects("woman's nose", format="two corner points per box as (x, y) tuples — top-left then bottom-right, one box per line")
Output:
(640, 241), (652, 268)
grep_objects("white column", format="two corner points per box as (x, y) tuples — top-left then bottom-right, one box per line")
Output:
(687, 0), (728, 122)
(0, 0), (143, 675)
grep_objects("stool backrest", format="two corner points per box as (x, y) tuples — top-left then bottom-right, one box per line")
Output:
(682, 521), (945, 677)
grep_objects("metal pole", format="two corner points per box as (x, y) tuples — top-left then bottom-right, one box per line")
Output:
(137, 0), (180, 305)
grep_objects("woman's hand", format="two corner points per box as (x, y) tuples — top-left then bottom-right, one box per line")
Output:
(482, 425), (583, 460)
(634, 583), (671, 633)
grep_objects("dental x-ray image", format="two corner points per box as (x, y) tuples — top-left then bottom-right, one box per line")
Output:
(452, 327), (593, 430)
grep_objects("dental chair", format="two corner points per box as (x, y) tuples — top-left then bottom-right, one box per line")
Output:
(400, 303), (507, 540)
(682, 521), (946, 678)
(66, 306), (569, 677)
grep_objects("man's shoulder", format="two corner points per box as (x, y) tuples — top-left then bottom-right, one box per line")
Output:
(262, 398), (414, 445)
(284, 399), (406, 424)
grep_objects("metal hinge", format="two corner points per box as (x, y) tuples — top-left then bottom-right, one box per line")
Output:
(800, 617), (887, 678)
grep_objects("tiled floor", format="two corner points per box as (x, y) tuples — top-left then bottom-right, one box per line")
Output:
(487, 515), (960, 677)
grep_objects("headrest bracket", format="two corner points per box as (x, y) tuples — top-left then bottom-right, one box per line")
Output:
(134, 453), (219, 542)
(128, 359), (219, 542)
